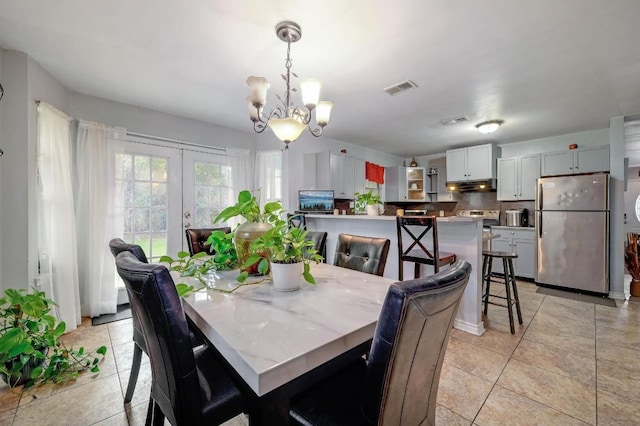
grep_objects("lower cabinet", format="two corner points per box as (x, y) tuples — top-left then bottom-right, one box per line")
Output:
(489, 227), (536, 279)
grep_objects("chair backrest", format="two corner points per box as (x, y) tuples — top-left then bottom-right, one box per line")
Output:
(304, 231), (328, 261)
(396, 215), (440, 261)
(288, 213), (306, 230)
(362, 260), (471, 425)
(108, 238), (149, 263)
(185, 227), (232, 256)
(333, 233), (390, 276)
(115, 251), (203, 425)
(108, 238), (148, 353)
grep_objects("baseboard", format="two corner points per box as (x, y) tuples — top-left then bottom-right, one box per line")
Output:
(454, 318), (486, 336)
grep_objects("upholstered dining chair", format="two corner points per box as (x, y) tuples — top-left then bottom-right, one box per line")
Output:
(333, 233), (390, 277)
(185, 227), (232, 256)
(289, 260), (472, 426)
(115, 251), (249, 425)
(396, 215), (457, 280)
(108, 238), (150, 404)
(108, 238), (203, 404)
(304, 231), (328, 262)
(288, 212), (307, 230)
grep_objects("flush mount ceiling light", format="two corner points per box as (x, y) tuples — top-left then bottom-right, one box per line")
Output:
(246, 21), (333, 148)
(475, 119), (504, 134)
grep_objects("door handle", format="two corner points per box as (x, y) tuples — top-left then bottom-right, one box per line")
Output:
(538, 212), (542, 238)
(184, 211), (191, 219)
(184, 222), (191, 228)
(538, 183), (543, 210)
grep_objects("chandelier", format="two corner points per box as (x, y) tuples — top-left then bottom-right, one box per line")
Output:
(247, 21), (333, 148)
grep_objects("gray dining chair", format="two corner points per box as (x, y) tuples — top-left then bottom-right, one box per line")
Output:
(333, 233), (390, 276)
(290, 260), (472, 425)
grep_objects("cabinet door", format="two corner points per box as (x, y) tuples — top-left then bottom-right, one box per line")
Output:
(407, 167), (426, 201)
(329, 152), (344, 196)
(541, 151), (573, 176)
(446, 148), (468, 181)
(575, 146), (609, 173)
(497, 157), (518, 201)
(514, 238), (536, 278)
(341, 154), (355, 197)
(467, 144), (493, 180)
(354, 158), (366, 195)
(518, 154), (541, 200)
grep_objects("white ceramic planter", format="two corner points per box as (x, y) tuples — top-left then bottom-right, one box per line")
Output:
(270, 262), (303, 292)
(366, 205), (379, 216)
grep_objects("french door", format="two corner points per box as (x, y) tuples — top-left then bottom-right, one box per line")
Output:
(117, 140), (231, 263)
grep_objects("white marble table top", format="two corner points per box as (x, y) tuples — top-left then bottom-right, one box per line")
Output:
(180, 263), (394, 396)
(305, 214), (481, 222)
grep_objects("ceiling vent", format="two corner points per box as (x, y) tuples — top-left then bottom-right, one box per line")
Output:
(383, 80), (418, 96)
(440, 116), (470, 126)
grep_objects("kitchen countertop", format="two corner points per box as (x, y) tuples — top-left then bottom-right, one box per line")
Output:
(305, 214), (481, 223)
(491, 225), (535, 230)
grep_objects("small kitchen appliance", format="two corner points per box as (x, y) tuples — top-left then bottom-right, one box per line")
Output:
(505, 209), (528, 227)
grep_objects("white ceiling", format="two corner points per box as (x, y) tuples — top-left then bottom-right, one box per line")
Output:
(1, 1), (640, 157)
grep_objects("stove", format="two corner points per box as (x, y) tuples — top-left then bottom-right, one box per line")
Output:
(456, 210), (500, 228)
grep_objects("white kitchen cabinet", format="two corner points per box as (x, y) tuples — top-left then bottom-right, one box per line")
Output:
(541, 145), (609, 177)
(490, 227), (536, 279)
(354, 158), (366, 196)
(316, 151), (356, 198)
(385, 166), (431, 202)
(446, 143), (498, 182)
(497, 154), (540, 201)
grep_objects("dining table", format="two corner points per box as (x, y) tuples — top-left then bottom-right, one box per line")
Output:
(178, 263), (395, 424)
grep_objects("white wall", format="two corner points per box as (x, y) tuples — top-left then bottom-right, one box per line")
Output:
(0, 50), (69, 291)
(254, 131), (404, 211)
(610, 117), (625, 299)
(68, 92), (255, 151)
(498, 129), (610, 158)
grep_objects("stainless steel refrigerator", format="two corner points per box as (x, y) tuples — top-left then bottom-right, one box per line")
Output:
(535, 173), (609, 294)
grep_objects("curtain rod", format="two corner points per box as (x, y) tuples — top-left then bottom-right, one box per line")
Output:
(126, 131), (227, 153)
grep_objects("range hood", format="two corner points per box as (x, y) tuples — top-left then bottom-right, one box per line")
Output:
(445, 178), (497, 192)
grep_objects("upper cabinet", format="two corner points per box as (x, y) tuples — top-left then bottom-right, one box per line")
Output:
(315, 151), (356, 198)
(446, 143), (499, 182)
(497, 154), (540, 201)
(386, 166), (432, 202)
(540, 145), (609, 177)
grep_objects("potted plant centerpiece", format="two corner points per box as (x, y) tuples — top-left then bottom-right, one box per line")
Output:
(354, 190), (383, 216)
(214, 190), (283, 274)
(244, 216), (323, 291)
(161, 229), (241, 293)
(0, 288), (106, 389)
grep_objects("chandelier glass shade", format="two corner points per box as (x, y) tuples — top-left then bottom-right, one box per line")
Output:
(247, 21), (333, 148)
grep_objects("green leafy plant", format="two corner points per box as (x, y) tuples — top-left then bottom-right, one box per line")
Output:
(354, 190), (383, 206)
(0, 288), (107, 390)
(244, 215), (323, 284)
(214, 189), (283, 225)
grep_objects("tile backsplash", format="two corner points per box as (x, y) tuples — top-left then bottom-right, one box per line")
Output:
(381, 192), (535, 226)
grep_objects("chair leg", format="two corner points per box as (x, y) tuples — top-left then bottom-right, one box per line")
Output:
(503, 258), (515, 334)
(483, 256), (492, 315)
(124, 343), (143, 403)
(414, 262), (421, 279)
(145, 398), (154, 426)
(152, 400), (165, 426)
(399, 259), (404, 281)
(508, 259), (523, 325)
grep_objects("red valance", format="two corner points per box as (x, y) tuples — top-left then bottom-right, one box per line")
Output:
(365, 161), (385, 185)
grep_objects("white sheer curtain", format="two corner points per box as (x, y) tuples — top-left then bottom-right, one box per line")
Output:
(75, 121), (125, 317)
(255, 150), (283, 208)
(37, 102), (81, 331)
(226, 148), (253, 228)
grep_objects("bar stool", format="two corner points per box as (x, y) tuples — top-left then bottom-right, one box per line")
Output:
(481, 251), (523, 334)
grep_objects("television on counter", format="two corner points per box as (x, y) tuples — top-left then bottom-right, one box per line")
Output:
(298, 190), (334, 213)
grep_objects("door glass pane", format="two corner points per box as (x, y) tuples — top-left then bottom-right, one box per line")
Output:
(116, 153), (170, 262)
(193, 161), (232, 227)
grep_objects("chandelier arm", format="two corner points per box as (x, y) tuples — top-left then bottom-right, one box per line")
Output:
(253, 121), (269, 133)
(308, 125), (324, 138)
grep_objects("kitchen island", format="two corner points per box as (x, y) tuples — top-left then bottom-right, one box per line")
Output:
(305, 214), (486, 336)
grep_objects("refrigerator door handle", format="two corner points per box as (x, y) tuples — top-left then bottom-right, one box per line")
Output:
(537, 211), (542, 238)
(538, 182), (543, 210)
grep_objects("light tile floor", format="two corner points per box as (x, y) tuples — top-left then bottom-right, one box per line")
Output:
(1, 281), (639, 425)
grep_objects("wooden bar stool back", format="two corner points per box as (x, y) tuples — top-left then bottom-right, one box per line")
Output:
(481, 250), (523, 334)
(396, 216), (456, 280)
